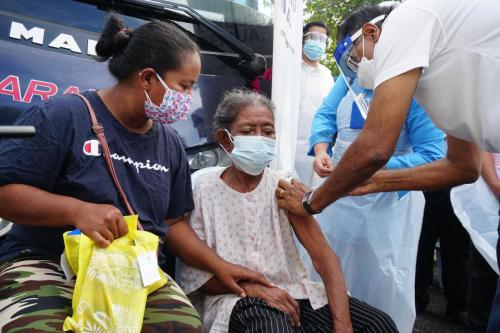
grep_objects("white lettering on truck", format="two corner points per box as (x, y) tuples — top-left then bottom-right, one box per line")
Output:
(9, 21), (97, 56)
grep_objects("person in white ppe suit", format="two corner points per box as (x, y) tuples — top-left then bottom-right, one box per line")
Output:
(298, 4), (445, 333)
(295, 22), (334, 187)
(451, 152), (500, 328)
(452, 152), (500, 274)
(273, 0), (500, 332)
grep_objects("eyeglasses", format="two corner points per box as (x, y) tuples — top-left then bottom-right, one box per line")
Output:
(303, 32), (331, 47)
(346, 37), (362, 73)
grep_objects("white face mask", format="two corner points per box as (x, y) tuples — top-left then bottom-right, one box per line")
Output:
(220, 129), (276, 176)
(357, 36), (376, 90)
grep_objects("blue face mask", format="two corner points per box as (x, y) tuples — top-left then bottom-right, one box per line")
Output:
(303, 40), (326, 61)
(220, 129), (277, 176)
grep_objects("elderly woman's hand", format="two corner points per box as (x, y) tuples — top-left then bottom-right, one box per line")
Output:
(241, 282), (301, 326)
(212, 261), (275, 298)
(275, 178), (312, 217)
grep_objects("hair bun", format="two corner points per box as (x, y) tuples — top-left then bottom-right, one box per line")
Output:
(95, 13), (132, 60)
(113, 28), (132, 54)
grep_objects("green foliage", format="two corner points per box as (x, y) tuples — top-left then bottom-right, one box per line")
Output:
(304, 0), (380, 74)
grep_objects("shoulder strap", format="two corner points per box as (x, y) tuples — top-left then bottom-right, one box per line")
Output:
(76, 93), (135, 216)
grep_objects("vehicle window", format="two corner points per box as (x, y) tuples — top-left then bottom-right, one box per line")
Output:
(173, 0), (273, 26)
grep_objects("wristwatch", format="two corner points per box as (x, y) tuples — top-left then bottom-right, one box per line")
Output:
(302, 190), (322, 215)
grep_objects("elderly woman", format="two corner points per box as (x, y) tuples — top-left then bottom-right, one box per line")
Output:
(179, 89), (398, 333)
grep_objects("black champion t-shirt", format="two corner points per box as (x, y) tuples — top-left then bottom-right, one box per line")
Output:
(0, 91), (194, 265)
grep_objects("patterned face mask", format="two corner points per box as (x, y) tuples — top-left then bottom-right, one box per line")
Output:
(144, 72), (193, 124)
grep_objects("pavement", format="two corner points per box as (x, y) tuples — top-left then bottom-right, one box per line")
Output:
(413, 283), (485, 333)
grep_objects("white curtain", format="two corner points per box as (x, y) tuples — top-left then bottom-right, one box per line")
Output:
(270, 0), (303, 172)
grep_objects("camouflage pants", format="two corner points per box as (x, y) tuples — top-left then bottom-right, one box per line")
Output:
(0, 258), (201, 333)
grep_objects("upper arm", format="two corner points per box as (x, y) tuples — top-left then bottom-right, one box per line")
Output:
(166, 133), (195, 219)
(0, 103), (69, 190)
(165, 214), (189, 226)
(308, 79), (348, 155)
(482, 152), (497, 178)
(481, 152), (500, 191)
(168, 180), (208, 237)
(175, 190), (215, 294)
(446, 135), (481, 182)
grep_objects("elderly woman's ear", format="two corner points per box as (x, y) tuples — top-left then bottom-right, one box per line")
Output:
(215, 128), (233, 152)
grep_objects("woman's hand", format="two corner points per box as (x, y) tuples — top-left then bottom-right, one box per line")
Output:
(212, 261), (275, 298)
(241, 282), (301, 326)
(73, 202), (128, 247)
(313, 152), (334, 178)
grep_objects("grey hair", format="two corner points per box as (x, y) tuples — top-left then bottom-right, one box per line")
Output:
(212, 89), (275, 132)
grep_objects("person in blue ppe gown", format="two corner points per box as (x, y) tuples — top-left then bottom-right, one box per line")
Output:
(298, 4), (446, 333)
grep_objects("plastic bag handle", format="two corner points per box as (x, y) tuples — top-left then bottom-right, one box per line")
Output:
(76, 93), (135, 216)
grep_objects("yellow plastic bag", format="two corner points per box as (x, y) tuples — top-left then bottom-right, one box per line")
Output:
(63, 215), (167, 333)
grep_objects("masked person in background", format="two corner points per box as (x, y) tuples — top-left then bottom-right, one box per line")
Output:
(179, 89), (398, 333)
(295, 22), (334, 187)
(297, 4), (446, 333)
(0, 14), (272, 333)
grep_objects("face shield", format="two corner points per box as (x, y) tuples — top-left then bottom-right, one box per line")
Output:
(333, 14), (386, 118)
(334, 36), (358, 86)
(303, 31), (331, 47)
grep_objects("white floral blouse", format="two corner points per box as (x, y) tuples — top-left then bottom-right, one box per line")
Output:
(178, 167), (327, 333)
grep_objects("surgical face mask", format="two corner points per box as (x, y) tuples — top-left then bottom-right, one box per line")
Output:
(303, 40), (326, 61)
(144, 72), (193, 124)
(220, 129), (276, 176)
(357, 36), (376, 90)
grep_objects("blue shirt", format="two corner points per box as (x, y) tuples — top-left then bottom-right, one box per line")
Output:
(308, 77), (446, 170)
(0, 91), (194, 264)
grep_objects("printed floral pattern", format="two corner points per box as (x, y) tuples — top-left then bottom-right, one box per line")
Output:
(144, 88), (193, 124)
(178, 167), (328, 332)
(86, 249), (143, 291)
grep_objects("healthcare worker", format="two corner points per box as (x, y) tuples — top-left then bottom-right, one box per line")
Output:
(274, 0), (500, 331)
(295, 21), (334, 187)
(451, 152), (500, 274)
(450, 152), (500, 328)
(298, 5), (445, 333)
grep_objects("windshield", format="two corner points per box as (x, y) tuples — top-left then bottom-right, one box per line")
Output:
(171, 0), (273, 26)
